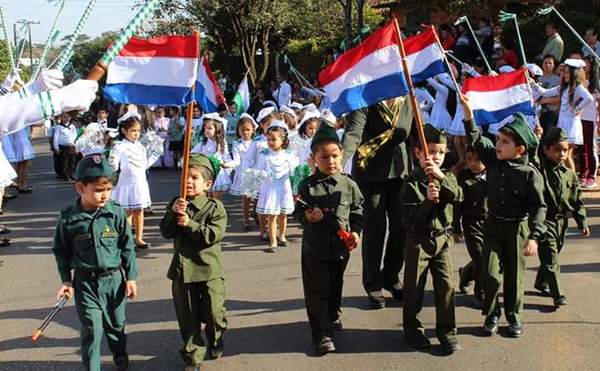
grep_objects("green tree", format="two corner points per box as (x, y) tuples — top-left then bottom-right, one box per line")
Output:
(71, 31), (118, 83)
(0, 41), (12, 81)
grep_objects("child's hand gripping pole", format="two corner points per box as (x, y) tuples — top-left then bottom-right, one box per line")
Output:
(297, 197), (356, 252)
(32, 292), (71, 342)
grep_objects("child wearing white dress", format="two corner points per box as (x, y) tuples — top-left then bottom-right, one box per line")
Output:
(152, 106), (173, 168)
(536, 59), (594, 171)
(256, 121), (298, 252)
(109, 113), (152, 249)
(242, 106), (278, 240)
(427, 74), (454, 131)
(191, 116), (232, 199)
(229, 114), (257, 230)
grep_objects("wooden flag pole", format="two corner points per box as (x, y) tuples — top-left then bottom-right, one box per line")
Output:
(180, 30), (200, 199)
(392, 18), (438, 201)
(430, 25), (462, 93)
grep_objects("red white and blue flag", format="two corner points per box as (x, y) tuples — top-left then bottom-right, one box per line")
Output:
(195, 55), (226, 113)
(319, 23), (445, 116)
(104, 36), (199, 105)
(462, 68), (535, 126)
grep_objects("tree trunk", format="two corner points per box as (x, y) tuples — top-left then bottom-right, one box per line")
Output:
(340, 0), (353, 42)
(357, 0), (365, 32)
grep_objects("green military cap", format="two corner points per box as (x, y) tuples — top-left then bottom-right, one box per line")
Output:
(189, 153), (220, 179)
(501, 113), (538, 149)
(544, 127), (568, 144)
(75, 154), (113, 181)
(311, 122), (340, 147)
(423, 124), (447, 144)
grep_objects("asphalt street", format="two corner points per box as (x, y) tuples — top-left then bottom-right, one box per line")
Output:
(1, 136), (600, 371)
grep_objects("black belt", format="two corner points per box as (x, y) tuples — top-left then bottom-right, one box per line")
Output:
(75, 267), (119, 279)
(489, 212), (529, 222)
(409, 226), (453, 238)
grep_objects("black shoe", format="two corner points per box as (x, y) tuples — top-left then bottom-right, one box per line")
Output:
(243, 223), (252, 232)
(209, 339), (224, 359)
(507, 322), (523, 338)
(2, 193), (16, 200)
(316, 337), (336, 355)
(143, 207), (154, 216)
(534, 283), (551, 297)
(483, 315), (499, 336)
(0, 225), (11, 234)
(406, 333), (431, 349)
(458, 267), (471, 294)
(367, 292), (385, 309)
(383, 283), (403, 301)
(439, 336), (461, 354)
(113, 352), (129, 371)
(277, 239), (289, 247)
(331, 318), (343, 331)
(135, 242), (150, 250)
(0, 238), (10, 248)
(554, 295), (567, 308)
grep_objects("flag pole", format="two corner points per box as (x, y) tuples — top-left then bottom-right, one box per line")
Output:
(430, 25), (462, 94)
(180, 30), (200, 199)
(392, 18), (437, 201)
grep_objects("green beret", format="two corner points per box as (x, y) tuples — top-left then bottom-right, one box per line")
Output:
(188, 153), (220, 179)
(423, 124), (447, 145)
(75, 154), (113, 181)
(501, 114), (538, 150)
(544, 127), (568, 144)
(311, 122), (340, 147)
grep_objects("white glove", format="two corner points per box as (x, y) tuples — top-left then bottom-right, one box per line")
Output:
(1, 71), (23, 92)
(52, 80), (98, 113)
(25, 69), (65, 96)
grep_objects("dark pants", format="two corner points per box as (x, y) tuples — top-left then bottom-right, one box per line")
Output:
(172, 279), (227, 366)
(357, 177), (406, 294)
(74, 270), (127, 371)
(578, 120), (597, 181)
(540, 111), (558, 135)
(301, 252), (348, 343)
(462, 217), (485, 296)
(535, 218), (568, 299)
(58, 145), (77, 179)
(482, 219), (528, 324)
(403, 233), (456, 341)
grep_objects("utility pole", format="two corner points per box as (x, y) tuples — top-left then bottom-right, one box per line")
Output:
(15, 19), (39, 73)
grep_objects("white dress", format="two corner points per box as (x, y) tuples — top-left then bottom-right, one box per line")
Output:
(256, 149), (297, 215)
(109, 139), (152, 210)
(7, 127), (35, 163)
(240, 134), (269, 199)
(447, 100), (465, 136)
(0, 138), (17, 188)
(427, 77), (453, 131)
(538, 85), (594, 145)
(229, 138), (252, 196)
(191, 138), (232, 192)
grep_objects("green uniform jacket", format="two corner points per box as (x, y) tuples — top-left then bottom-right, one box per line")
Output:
(541, 158), (587, 230)
(452, 169), (488, 234)
(294, 171), (364, 261)
(400, 168), (463, 250)
(464, 119), (547, 240)
(160, 196), (227, 283)
(52, 200), (137, 283)
(342, 102), (412, 182)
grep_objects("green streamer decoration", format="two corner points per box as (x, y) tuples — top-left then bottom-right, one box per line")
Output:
(55, 0), (97, 71)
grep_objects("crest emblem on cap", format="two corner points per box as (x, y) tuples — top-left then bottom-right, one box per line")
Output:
(91, 155), (102, 164)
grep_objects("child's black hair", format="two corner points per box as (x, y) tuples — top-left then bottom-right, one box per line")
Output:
(118, 116), (141, 140)
(266, 125), (289, 149)
(299, 117), (319, 139)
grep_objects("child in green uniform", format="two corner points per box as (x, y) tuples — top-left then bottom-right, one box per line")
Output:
(535, 128), (589, 308)
(400, 125), (463, 354)
(453, 146), (487, 309)
(294, 123), (364, 355)
(460, 95), (547, 338)
(159, 153), (228, 371)
(52, 155), (138, 371)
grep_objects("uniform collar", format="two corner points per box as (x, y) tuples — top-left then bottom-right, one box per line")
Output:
(188, 195), (210, 210)
(543, 157), (567, 172)
(506, 155), (528, 167)
(312, 170), (341, 186)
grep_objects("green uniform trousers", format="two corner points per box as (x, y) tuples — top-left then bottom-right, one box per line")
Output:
(301, 252), (349, 343)
(483, 219), (528, 323)
(403, 235), (456, 341)
(172, 278), (227, 366)
(535, 218), (568, 298)
(358, 178), (405, 293)
(74, 270), (127, 371)
(462, 217), (485, 296)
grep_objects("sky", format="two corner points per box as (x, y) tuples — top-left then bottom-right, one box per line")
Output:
(2, 0), (141, 44)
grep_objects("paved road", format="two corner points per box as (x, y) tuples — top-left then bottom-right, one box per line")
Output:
(1, 137), (600, 371)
